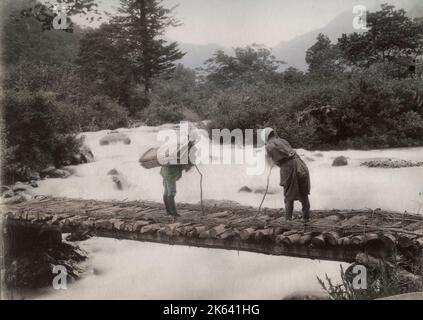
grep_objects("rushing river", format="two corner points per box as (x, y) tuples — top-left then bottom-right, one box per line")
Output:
(21, 124), (423, 299)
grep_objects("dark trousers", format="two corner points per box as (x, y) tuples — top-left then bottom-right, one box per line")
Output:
(163, 177), (178, 215)
(284, 194), (310, 220)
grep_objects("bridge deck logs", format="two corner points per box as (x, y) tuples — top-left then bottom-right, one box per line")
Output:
(2, 197), (423, 263)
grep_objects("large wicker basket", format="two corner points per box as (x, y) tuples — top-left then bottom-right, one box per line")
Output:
(139, 147), (160, 169)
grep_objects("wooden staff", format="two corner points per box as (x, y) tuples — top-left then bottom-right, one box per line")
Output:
(194, 164), (205, 215)
(257, 164), (274, 216)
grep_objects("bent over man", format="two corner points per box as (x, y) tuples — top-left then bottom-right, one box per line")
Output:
(261, 128), (311, 221)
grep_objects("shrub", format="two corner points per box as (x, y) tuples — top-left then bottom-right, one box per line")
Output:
(318, 263), (423, 300)
(141, 103), (186, 126)
(76, 95), (129, 131)
(1, 90), (82, 183)
(206, 83), (283, 131)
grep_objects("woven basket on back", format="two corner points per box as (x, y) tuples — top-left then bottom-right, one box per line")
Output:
(139, 147), (160, 169)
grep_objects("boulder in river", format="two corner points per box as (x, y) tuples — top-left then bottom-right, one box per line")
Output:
(71, 145), (94, 165)
(41, 167), (72, 179)
(332, 156), (348, 166)
(66, 230), (92, 242)
(2, 194), (26, 205)
(99, 131), (131, 146)
(28, 170), (41, 181)
(30, 180), (38, 188)
(2, 189), (15, 199)
(112, 176), (123, 190)
(253, 186), (279, 195)
(12, 182), (29, 192)
(361, 159), (423, 168)
(107, 169), (128, 190)
(107, 168), (119, 175)
(238, 185), (280, 195)
(238, 186), (253, 193)
(14, 166), (40, 181)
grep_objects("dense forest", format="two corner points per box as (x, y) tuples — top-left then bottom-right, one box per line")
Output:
(1, 0), (423, 183)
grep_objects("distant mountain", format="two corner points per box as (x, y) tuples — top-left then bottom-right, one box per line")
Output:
(409, 3), (423, 18)
(272, 10), (358, 71)
(175, 11), (357, 71)
(176, 5), (423, 72)
(176, 42), (230, 69)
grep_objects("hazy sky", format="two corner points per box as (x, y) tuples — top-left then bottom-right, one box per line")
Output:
(77, 0), (422, 47)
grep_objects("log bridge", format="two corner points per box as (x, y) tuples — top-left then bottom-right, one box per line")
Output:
(2, 197), (423, 264)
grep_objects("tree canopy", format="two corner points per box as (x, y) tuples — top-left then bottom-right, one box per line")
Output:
(305, 33), (342, 79)
(338, 4), (423, 71)
(201, 44), (284, 86)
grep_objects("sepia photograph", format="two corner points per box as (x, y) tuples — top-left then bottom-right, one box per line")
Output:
(0, 0), (423, 305)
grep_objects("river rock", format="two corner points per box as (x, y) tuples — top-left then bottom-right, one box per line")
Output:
(112, 176), (123, 190)
(238, 185), (279, 194)
(41, 167), (71, 179)
(361, 159), (423, 168)
(332, 156), (348, 166)
(15, 166), (41, 181)
(81, 144), (94, 162)
(16, 191), (33, 201)
(28, 171), (41, 181)
(2, 189), (15, 198)
(66, 230), (92, 242)
(1, 185), (11, 193)
(108, 169), (128, 190)
(253, 187), (279, 195)
(107, 168), (119, 175)
(71, 144), (94, 165)
(238, 186), (252, 193)
(12, 182), (29, 192)
(30, 180), (38, 188)
(99, 132), (131, 146)
(2, 194), (26, 204)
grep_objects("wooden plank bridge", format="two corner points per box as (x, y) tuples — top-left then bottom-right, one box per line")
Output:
(2, 197), (423, 263)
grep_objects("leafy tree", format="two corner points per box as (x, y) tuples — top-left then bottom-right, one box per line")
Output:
(18, 0), (99, 32)
(338, 4), (423, 75)
(76, 23), (135, 111)
(2, 0), (83, 67)
(1, 90), (81, 183)
(201, 44), (284, 87)
(281, 67), (305, 85)
(76, 95), (130, 131)
(306, 33), (343, 79)
(142, 65), (206, 124)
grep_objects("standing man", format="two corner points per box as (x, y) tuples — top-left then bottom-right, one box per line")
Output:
(160, 164), (191, 217)
(160, 140), (196, 217)
(261, 128), (311, 221)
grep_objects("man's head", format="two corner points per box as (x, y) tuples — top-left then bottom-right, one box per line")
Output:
(260, 127), (276, 144)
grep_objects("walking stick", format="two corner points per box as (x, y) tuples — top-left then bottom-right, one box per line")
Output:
(256, 164), (274, 217)
(194, 164), (205, 215)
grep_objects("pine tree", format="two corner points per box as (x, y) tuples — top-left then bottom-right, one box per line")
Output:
(112, 0), (185, 102)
